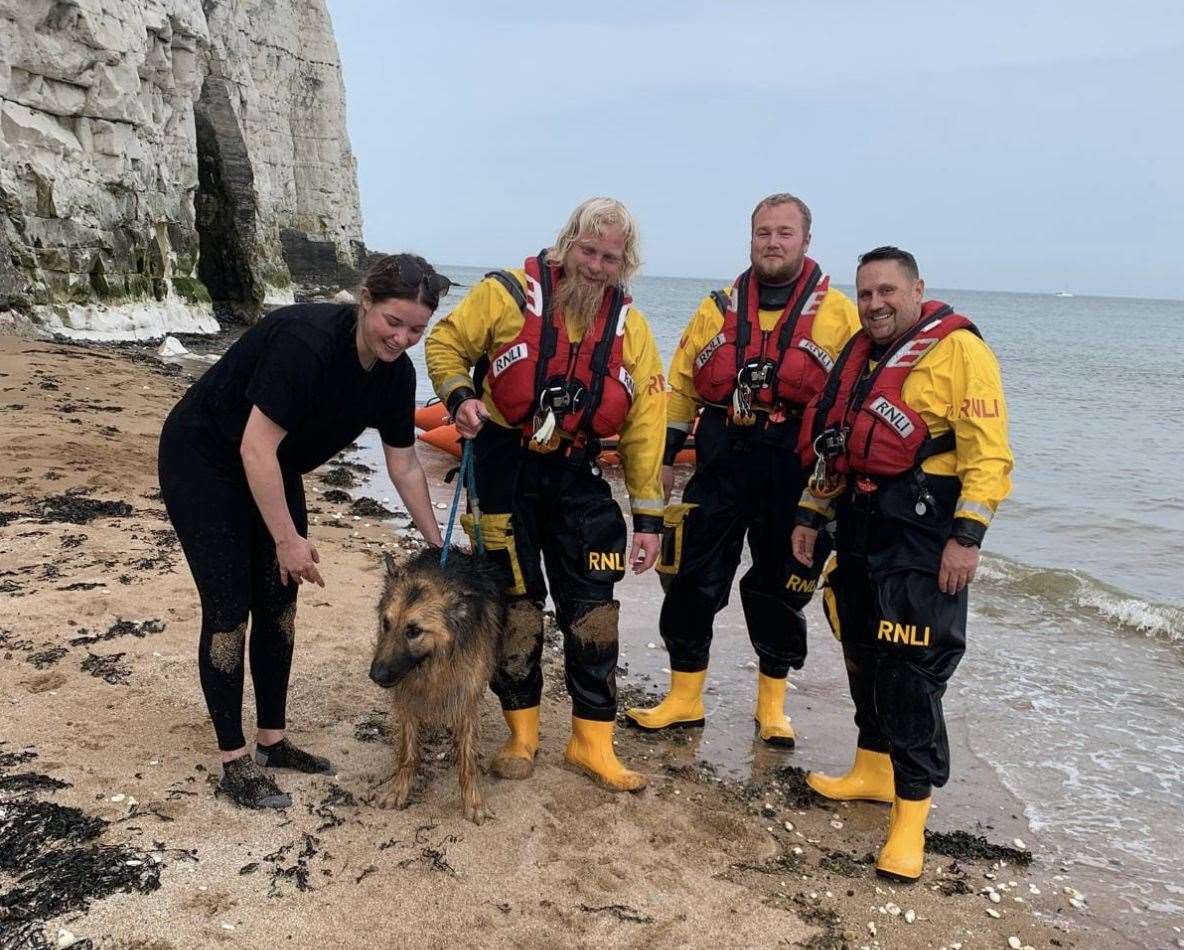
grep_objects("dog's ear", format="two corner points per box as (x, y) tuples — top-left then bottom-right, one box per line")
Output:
(451, 592), (484, 625)
(383, 552), (402, 578)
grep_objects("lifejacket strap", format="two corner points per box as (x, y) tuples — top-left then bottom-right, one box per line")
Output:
(484, 270), (528, 312)
(916, 430), (956, 462)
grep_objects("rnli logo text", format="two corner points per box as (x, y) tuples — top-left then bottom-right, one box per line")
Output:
(798, 338), (834, 373)
(694, 333), (726, 370)
(959, 397), (1000, 418)
(492, 343), (528, 377)
(877, 620), (931, 646)
(588, 551), (626, 572)
(868, 396), (915, 438)
(619, 368), (636, 399)
(786, 575), (817, 593)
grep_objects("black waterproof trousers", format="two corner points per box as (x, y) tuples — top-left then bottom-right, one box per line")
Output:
(657, 407), (831, 678)
(467, 422), (628, 721)
(158, 408), (305, 752)
(827, 475), (968, 799)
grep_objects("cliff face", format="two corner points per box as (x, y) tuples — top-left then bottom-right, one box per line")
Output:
(0, 0), (365, 340)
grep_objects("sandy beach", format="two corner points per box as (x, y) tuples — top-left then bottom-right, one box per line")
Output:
(0, 336), (1101, 949)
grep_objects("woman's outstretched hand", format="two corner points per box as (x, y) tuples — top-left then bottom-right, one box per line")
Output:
(277, 535), (324, 587)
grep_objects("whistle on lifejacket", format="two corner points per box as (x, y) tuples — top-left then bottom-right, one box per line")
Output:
(807, 428), (847, 499)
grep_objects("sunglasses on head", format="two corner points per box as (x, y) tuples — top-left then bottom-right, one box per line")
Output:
(394, 257), (451, 303)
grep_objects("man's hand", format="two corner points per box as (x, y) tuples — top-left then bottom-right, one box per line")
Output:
(790, 525), (818, 568)
(276, 536), (325, 587)
(938, 538), (979, 595)
(661, 465), (675, 503)
(453, 398), (489, 439)
(630, 532), (660, 575)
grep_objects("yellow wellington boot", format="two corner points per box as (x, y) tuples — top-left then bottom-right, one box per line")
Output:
(754, 673), (795, 747)
(623, 670), (707, 731)
(875, 796), (932, 882)
(490, 706), (540, 780)
(806, 748), (895, 803)
(563, 718), (647, 792)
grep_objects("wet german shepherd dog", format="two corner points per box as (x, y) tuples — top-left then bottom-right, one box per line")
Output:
(369, 547), (506, 823)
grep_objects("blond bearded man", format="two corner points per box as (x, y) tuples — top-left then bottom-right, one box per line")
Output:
(425, 198), (665, 791)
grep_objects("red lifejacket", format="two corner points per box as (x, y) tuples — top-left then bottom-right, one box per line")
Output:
(691, 259), (833, 409)
(799, 301), (980, 477)
(485, 252), (634, 439)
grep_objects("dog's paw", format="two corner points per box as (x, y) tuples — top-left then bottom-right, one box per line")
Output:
(463, 798), (492, 825)
(375, 785), (412, 810)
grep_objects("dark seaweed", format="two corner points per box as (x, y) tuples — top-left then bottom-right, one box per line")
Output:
(38, 495), (133, 524)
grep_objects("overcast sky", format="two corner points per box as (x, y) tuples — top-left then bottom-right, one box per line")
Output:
(324, 1), (1183, 299)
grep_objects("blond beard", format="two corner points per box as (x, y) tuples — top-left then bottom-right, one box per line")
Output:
(555, 272), (607, 336)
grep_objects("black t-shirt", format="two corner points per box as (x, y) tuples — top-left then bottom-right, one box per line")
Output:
(174, 303), (415, 474)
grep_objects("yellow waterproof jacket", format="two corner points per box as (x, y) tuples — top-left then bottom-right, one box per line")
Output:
(667, 284), (860, 430)
(799, 327), (1014, 532)
(425, 270), (666, 526)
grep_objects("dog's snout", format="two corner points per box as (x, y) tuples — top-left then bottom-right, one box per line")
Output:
(369, 659), (396, 687)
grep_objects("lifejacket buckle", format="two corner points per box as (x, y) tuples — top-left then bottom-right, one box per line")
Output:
(736, 357), (776, 391)
(812, 428), (846, 460)
(538, 378), (585, 416)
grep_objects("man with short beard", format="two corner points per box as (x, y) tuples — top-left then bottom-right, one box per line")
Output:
(790, 246), (1012, 882)
(625, 194), (858, 745)
(425, 197), (665, 792)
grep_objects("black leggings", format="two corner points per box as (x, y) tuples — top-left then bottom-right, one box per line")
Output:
(158, 410), (307, 751)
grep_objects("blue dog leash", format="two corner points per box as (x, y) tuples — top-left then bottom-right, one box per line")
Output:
(440, 439), (483, 565)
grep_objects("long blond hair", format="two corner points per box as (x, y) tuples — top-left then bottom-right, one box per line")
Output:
(546, 197), (642, 288)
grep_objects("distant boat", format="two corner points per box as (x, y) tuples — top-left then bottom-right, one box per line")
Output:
(1054, 291), (1074, 298)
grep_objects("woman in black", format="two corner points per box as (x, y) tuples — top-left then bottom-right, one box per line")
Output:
(158, 254), (448, 808)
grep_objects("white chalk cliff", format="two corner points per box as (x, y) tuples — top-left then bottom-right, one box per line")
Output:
(0, 0), (365, 340)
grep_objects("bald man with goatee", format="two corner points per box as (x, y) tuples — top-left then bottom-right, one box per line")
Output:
(791, 245), (1013, 882)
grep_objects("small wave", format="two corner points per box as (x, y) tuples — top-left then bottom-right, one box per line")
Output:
(978, 557), (1184, 644)
(1075, 588), (1184, 641)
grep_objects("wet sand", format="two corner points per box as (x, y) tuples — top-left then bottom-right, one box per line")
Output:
(0, 336), (1105, 948)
